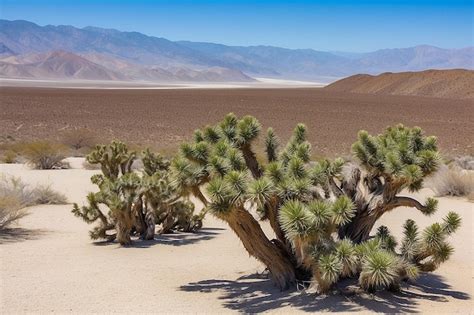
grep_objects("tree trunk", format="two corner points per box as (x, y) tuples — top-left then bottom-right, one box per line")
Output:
(142, 208), (155, 240)
(116, 220), (132, 245)
(224, 207), (296, 290)
(338, 203), (385, 243)
(267, 197), (287, 245)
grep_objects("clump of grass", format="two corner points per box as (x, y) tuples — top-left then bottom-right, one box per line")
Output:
(1, 150), (17, 163)
(427, 164), (474, 198)
(31, 185), (68, 205)
(0, 176), (68, 230)
(21, 141), (68, 169)
(0, 194), (26, 230)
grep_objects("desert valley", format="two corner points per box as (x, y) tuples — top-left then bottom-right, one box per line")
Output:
(1, 9), (474, 315)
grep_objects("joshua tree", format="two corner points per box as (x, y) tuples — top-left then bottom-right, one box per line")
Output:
(73, 142), (203, 245)
(72, 141), (149, 245)
(141, 148), (203, 234)
(173, 113), (460, 292)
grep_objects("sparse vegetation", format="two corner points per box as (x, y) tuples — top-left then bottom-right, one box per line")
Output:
(60, 128), (99, 153)
(0, 176), (67, 230)
(21, 141), (68, 169)
(453, 155), (474, 171)
(72, 142), (203, 245)
(2, 150), (17, 163)
(173, 113), (460, 292)
(427, 164), (474, 198)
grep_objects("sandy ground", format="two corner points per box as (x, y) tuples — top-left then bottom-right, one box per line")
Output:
(0, 160), (473, 314)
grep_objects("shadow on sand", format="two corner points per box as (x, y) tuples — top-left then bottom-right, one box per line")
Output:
(0, 227), (50, 244)
(180, 272), (470, 313)
(93, 227), (224, 248)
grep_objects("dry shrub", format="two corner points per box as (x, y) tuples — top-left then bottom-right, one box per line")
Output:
(82, 159), (101, 170)
(0, 194), (26, 229)
(0, 176), (67, 230)
(61, 128), (98, 151)
(21, 141), (68, 169)
(2, 150), (17, 163)
(454, 155), (474, 171)
(427, 164), (474, 198)
(32, 185), (68, 205)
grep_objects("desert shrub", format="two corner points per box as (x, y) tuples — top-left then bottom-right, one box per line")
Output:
(72, 142), (203, 246)
(60, 128), (98, 151)
(0, 176), (67, 230)
(82, 159), (101, 170)
(453, 155), (474, 170)
(31, 185), (68, 204)
(21, 141), (67, 169)
(173, 113), (460, 292)
(2, 150), (17, 163)
(427, 164), (474, 198)
(0, 195), (26, 230)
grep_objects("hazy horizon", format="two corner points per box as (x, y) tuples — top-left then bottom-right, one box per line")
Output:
(1, 0), (472, 52)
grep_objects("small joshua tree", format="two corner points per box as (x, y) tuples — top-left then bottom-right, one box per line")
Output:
(173, 113), (461, 292)
(72, 141), (147, 245)
(141, 149), (203, 234)
(73, 142), (203, 246)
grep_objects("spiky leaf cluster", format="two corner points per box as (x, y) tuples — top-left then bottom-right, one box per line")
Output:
(352, 125), (441, 192)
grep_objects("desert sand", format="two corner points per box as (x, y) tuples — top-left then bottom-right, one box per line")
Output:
(1, 159), (472, 314)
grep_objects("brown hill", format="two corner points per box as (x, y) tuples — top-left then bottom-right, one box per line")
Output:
(325, 69), (474, 99)
(0, 51), (125, 80)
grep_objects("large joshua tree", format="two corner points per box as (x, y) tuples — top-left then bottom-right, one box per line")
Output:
(73, 142), (203, 246)
(173, 113), (461, 292)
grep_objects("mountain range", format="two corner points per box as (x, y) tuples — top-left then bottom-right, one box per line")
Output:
(0, 19), (473, 82)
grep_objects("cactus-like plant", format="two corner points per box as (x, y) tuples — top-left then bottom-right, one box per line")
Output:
(73, 142), (203, 246)
(174, 113), (461, 292)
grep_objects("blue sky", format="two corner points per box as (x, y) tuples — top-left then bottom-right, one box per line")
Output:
(1, 0), (472, 52)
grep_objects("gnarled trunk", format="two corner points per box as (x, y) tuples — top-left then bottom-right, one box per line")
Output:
(338, 209), (383, 243)
(224, 207), (296, 290)
(116, 220), (132, 245)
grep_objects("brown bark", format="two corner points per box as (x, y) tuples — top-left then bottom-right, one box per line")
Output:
(116, 219), (132, 245)
(267, 197), (286, 245)
(338, 209), (383, 243)
(241, 144), (263, 179)
(223, 207), (296, 290)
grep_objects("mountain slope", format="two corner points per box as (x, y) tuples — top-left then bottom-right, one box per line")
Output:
(0, 51), (125, 80)
(324, 69), (474, 99)
(0, 50), (254, 82)
(0, 19), (473, 81)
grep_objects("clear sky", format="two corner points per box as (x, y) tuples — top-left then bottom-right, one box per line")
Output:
(1, 0), (472, 52)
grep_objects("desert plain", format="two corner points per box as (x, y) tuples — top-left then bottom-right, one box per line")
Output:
(1, 86), (473, 156)
(1, 86), (473, 314)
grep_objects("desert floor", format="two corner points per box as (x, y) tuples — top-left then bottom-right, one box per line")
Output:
(1, 87), (473, 156)
(1, 159), (472, 314)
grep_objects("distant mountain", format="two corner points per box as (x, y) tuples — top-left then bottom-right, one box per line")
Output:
(324, 69), (474, 99)
(0, 50), (254, 82)
(0, 19), (473, 82)
(0, 51), (125, 80)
